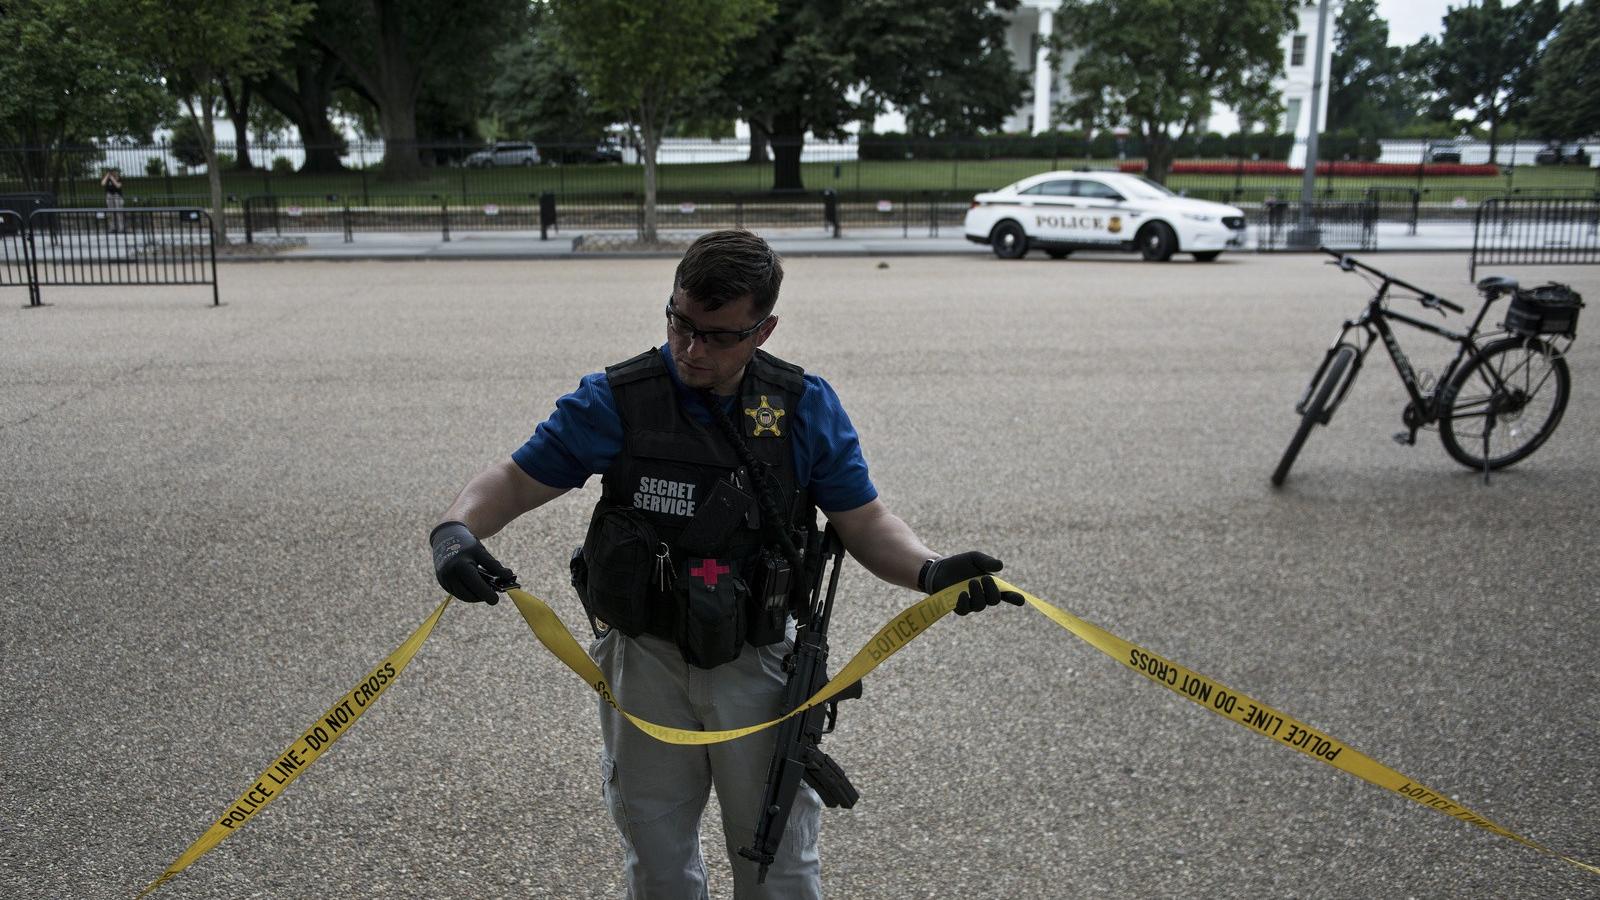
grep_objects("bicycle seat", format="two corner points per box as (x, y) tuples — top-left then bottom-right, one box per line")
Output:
(1477, 275), (1519, 295)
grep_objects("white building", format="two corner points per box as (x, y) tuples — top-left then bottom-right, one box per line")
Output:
(999, 0), (1336, 159)
(998, 0), (1072, 135)
(1278, 2), (1338, 166)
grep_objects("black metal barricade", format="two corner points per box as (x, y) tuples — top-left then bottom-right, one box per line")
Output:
(1363, 187), (1422, 234)
(1256, 199), (1378, 252)
(12, 207), (219, 306)
(1469, 196), (1600, 281)
(1, 210), (32, 302)
(0, 193), (54, 234)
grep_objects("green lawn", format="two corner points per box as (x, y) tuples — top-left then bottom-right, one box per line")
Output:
(33, 155), (1600, 208)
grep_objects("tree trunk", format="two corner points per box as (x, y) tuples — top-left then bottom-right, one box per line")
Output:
(254, 54), (348, 174)
(221, 81), (255, 170)
(372, 0), (422, 181)
(1144, 130), (1175, 185)
(315, 0), (422, 180)
(746, 119), (770, 164)
(300, 116), (348, 173)
(376, 90), (421, 180)
(641, 125), (660, 243)
(769, 112), (806, 192)
(1487, 112), (1501, 166)
(191, 95), (229, 244)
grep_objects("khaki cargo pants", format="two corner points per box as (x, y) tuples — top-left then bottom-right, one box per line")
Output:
(591, 627), (823, 900)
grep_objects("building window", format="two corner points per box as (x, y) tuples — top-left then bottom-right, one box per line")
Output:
(1290, 34), (1306, 67)
(1284, 98), (1303, 135)
(1028, 33), (1040, 74)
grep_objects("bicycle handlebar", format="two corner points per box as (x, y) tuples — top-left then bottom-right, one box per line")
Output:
(1321, 247), (1466, 314)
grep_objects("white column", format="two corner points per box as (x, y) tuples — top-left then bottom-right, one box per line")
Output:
(1031, 8), (1054, 135)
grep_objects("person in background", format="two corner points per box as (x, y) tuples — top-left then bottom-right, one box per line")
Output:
(100, 168), (125, 233)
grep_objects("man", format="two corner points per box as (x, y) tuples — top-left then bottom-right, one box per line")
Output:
(432, 229), (1020, 899)
(100, 168), (124, 233)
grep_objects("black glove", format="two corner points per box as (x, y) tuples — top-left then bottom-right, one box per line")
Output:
(919, 551), (1024, 616)
(430, 521), (517, 605)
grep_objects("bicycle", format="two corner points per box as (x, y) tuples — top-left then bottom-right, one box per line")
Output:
(1271, 249), (1583, 486)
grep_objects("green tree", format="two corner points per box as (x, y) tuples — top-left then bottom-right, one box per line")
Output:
(485, 22), (612, 156)
(1328, 0), (1430, 138)
(1054, 0), (1298, 184)
(1525, 0), (1600, 142)
(168, 114), (208, 168)
(721, 0), (1026, 190)
(132, 0), (311, 241)
(1424, 0), (1560, 163)
(548, 0), (771, 242)
(0, 0), (170, 192)
(309, 0), (524, 180)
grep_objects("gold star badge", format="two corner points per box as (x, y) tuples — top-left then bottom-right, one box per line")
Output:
(744, 395), (785, 437)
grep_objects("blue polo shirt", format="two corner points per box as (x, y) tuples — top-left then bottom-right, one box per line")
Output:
(512, 345), (877, 513)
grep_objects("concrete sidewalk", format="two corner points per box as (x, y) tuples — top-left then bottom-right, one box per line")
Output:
(236, 220), (1493, 262)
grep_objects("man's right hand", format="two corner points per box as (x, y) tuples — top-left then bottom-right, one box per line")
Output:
(430, 521), (516, 605)
(919, 551), (1024, 616)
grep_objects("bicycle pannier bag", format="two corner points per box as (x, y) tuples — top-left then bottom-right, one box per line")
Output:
(1505, 283), (1583, 338)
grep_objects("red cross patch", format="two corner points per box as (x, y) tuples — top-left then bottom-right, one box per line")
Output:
(689, 558), (731, 586)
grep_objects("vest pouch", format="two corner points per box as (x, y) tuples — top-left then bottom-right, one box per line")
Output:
(674, 474), (755, 557)
(581, 506), (660, 637)
(676, 560), (748, 669)
(744, 548), (792, 647)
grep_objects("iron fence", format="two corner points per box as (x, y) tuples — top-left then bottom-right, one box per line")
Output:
(8, 138), (1597, 217)
(2, 207), (219, 307)
(229, 189), (976, 243)
(1470, 196), (1600, 281)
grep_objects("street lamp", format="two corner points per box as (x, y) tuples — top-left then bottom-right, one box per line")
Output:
(1289, 0), (1333, 249)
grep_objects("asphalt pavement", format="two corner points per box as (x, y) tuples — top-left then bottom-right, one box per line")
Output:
(2, 252), (1598, 899)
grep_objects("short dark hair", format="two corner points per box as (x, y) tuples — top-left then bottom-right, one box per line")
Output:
(673, 229), (783, 317)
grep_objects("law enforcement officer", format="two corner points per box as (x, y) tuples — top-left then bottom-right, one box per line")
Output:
(431, 229), (1021, 899)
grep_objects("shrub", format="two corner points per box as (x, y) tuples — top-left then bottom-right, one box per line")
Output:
(271, 155), (294, 174)
(145, 157), (167, 177)
(169, 117), (207, 168)
(859, 131), (1306, 162)
(1116, 160), (1502, 177)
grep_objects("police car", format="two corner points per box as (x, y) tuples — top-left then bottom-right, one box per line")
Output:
(964, 171), (1248, 262)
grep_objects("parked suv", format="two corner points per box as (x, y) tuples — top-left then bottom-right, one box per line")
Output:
(464, 142), (542, 167)
(1535, 143), (1591, 166)
(1427, 142), (1462, 164)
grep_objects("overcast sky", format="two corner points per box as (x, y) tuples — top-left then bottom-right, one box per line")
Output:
(1374, 0), (1453, 45)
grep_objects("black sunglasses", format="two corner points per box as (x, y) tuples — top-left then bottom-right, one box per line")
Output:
(664, 300), (771, 349)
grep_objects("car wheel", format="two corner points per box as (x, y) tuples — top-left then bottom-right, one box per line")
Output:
(1138, 222), (1176, 262)
(1192, 251), (1221, 262)
(991, 221), (1029, 259)
(522, 158), (537, 167)
(1046, 249), (1072, 260)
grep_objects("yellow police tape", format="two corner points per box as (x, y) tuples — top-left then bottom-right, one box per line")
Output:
(141, 580), (1599, 895)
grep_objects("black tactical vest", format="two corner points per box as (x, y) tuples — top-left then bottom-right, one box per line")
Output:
(579, 347), (812, 666)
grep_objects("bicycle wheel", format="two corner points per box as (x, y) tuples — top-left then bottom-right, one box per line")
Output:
(1439, 336), (1570, 471)
(1271, 343), (1358, 487)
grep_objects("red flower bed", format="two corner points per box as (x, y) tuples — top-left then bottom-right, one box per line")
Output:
(1116, 160), (1501, 177)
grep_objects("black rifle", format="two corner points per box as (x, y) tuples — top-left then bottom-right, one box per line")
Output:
(738, 523), (861, 883)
